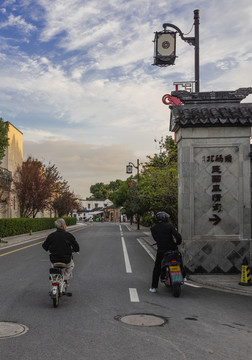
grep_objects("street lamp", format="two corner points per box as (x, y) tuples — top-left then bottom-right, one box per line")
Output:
(153, 9), (200, 92)
(126, 159), (140, 230)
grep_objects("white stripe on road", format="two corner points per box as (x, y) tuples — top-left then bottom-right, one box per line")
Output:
(124, 224), (132, 231)
(121, 236), (132, 273)
(137, 238), (155, 261)
(184, 282), (201, 288)
(129, 288), (139, 302)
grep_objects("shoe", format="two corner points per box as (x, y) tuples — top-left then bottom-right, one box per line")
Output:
(66, 292), (72, 297)
(149, 288), (157, 293)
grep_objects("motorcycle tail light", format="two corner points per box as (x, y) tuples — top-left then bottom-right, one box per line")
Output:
(171, 260), (177, 263)
(52, 282), (58, 286)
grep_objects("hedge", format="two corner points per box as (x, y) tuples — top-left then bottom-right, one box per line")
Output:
(0, 217), (77, 238)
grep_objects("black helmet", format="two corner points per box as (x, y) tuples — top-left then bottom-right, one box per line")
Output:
(155, 211), (170, 222)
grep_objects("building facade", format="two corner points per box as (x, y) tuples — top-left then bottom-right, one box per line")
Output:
(0, 122), (23, 218)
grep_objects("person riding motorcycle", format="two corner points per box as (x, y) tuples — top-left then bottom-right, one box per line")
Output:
(149, 211), (182, 293)
(42, 219), (80, 294)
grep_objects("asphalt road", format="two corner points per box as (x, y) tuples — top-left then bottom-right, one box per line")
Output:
(0, 222), (251, 360)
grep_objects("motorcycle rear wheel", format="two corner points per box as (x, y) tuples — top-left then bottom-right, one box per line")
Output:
(52, 287), (60, 308)
(172, 284), (181, 297)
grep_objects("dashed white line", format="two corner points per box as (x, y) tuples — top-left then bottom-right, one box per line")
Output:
(129, 288), (139, 302)
(121, 236), (132, 273)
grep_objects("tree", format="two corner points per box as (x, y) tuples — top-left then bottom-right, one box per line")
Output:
(140, 136), (178, 225)
(0, 118), (9, 164)
(144, 136), (177, 169)
(107, 179), (124, 193)
(110, 136), (178, 225)
(89, 182), (109, 199)
(110, 180), (129, 206)
(52, 190), (80, 217)
(87, 136), (178, 226)
(88, 180), (124, 200)
(13, 157), (63, 217)
(0, 167), (12, 213)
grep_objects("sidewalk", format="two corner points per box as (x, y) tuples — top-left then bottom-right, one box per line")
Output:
(0, 222), (87, 249)
(126, 223), (252, 297)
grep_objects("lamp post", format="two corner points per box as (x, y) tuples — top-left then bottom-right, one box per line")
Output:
(126, 159), (140, 230)
(153, 9), (200, 93)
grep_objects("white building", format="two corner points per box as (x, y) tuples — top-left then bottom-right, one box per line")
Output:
(82, 198), (113, 211)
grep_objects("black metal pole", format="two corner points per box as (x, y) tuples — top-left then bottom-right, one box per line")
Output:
(194, 9), (200, 92)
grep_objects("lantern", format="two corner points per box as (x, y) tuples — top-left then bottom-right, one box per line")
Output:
(153, 31), (176, 66)
(126, 164), (133, 174)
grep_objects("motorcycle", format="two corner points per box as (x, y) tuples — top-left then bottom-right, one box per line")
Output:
(160, 250), (184, 297)
(49, 262), (69, 308)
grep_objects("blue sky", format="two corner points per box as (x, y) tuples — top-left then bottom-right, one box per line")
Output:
(0, 0), (252, 198)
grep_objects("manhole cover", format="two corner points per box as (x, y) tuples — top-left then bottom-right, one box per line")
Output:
(0, 322), (29, 339)
(115, 314), (167, 327)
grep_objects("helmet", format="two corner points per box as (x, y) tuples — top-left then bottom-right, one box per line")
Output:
(155, 211), (170, 222)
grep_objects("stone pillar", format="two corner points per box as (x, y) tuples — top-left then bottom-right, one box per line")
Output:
(250, 144), (252, 264)
(170, 88), (252, 273)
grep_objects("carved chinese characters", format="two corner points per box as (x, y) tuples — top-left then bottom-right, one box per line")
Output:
(202, 154), (233, 225)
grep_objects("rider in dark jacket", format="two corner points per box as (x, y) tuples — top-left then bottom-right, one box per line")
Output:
(42, 219), (79, 285)
(42, 221), (79, 263)
(149, 212), (182, 293)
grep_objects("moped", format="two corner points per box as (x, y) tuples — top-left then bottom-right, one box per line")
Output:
(160, 250), (184, 297)
(49, 263), (69, 308)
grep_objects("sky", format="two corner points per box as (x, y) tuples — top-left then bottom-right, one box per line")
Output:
(0, 0), (252, 199)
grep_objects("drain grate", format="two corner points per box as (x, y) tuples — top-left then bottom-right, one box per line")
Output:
(0, 322), (29, 339)
(115, 314), (167, 327)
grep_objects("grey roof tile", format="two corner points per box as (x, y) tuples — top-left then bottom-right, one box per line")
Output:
(170, 104), (252, 131)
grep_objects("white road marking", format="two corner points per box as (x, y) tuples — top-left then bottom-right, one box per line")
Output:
(124, 224), (132, 231)
(137, 238), (155, 261)
(129, 288), (139, 302)
(184, 282), (201, 288)
(121, 236), (132, 273)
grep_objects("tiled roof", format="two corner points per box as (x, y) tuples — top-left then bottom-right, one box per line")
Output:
(170, 103), (252, 131)
(171, 88), (252, 104)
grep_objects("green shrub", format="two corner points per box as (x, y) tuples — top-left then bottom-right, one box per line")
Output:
(0, 217), (77, 237)
(140, 213), (155, 227)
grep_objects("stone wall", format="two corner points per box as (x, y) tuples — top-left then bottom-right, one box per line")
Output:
(176, 126), (251, 273)
(0, 122), (23, 218)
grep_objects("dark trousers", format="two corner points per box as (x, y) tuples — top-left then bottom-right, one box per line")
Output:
(151, 252), (165, 289)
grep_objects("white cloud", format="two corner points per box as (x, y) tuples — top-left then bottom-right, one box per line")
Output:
(0, 13), (36, 33)
(1, 0), (252, 198)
